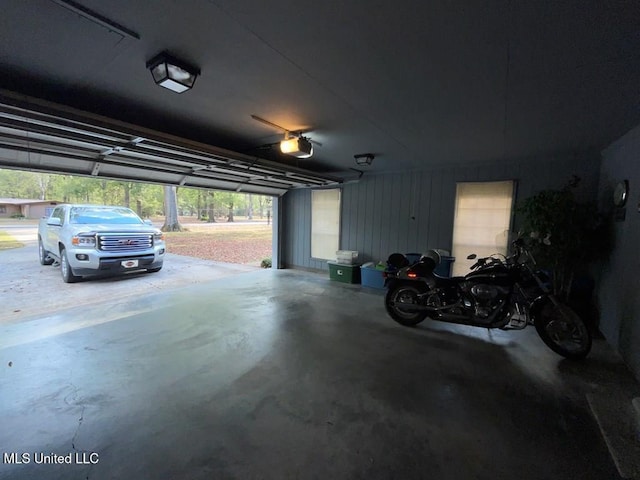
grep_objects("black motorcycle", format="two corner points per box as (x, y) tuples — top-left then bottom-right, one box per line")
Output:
(383, 239), (592, 359)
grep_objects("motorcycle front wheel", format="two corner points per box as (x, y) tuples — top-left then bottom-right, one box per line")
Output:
(385, 283), (429, 326)
(534, 300), (592, 359)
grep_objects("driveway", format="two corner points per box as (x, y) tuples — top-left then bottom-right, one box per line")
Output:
(0, 225), (260, 324)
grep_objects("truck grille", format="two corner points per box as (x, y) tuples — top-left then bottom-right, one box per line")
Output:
(98, 234), (153, 252)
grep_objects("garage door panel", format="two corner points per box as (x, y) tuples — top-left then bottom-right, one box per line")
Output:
(0, 90), (342, 195)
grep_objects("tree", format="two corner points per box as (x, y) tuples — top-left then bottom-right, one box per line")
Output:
(204, 190), (215, 223)
(247, 194), (253, 219)
(35, 173), (52, 200)
(162, 185), (183, 232)
(0, 169), (40, 198)
(227, 201), (234, 222)
(136, 183), (163, 217)
(64, 176), (97, 203)
(0, 170), (275, 225)
(123, 182), (131, 208)
(265, 196), (272, 224)
(215, 191), (238, 222)
(258, 196), (265, 218)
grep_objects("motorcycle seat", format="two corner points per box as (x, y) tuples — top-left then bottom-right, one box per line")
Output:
(387, 253), (409, 269)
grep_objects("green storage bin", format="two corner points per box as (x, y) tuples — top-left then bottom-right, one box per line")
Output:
(328, 262), (361, 284)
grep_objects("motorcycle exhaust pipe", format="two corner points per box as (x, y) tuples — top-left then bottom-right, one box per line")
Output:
(393, 304), (474, 325)
(392, 303), (436, 312)
(391, 301), (461, 312)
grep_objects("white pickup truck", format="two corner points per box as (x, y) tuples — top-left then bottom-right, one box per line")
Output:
(38, 204), (166, 283)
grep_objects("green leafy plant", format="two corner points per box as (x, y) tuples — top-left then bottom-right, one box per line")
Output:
(517, 176), (612, 299)
(260, 258), (272, 269)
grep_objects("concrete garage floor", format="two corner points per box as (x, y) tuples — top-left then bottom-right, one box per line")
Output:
(1, 252), (640, 479)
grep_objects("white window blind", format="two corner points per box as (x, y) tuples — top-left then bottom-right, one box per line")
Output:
(451, 181), (514, 276)
(311, 188), (341, 260)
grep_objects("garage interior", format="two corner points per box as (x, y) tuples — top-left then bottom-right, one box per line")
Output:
(1, 1), (640, 479)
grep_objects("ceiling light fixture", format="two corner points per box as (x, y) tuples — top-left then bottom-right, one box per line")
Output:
(146, 51), (200, 93)
(354, 153), (374, 166)
(280, 136), (313, 158)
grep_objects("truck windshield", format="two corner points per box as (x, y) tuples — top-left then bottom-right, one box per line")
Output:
(69, 207), (144, 225)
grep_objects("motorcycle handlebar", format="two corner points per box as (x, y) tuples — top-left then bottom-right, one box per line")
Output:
(468, 239), (531, 271)
(469, 258), (487, 270)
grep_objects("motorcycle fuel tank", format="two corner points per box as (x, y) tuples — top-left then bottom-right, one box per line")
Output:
(465, 265), (514, 287)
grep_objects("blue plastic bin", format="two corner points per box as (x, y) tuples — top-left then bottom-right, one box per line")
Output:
(405, 253), (422, 264)
(360, 266), (385, 289)
(386, 252), (454, 277)
(434, 256), (455, 277)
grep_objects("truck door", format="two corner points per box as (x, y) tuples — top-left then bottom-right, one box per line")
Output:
(47, 206), (65, 255)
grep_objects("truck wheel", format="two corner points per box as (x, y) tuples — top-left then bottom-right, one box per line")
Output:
(60, 248), (80, 283)
(38, 237), (54, 265)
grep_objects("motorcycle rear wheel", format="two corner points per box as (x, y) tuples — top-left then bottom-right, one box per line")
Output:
(385, 284), (429, 326)
(534, 300), (592, 359)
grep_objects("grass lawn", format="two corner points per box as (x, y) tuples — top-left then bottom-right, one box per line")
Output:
(0, 218), (39, 225)
(0, 231), (25, 250)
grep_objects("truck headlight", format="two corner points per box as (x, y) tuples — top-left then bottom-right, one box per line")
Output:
(72, 235), (96, 247)
(154, 232), (165, 243)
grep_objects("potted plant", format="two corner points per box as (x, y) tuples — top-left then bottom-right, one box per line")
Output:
(516, 176), (613, 302)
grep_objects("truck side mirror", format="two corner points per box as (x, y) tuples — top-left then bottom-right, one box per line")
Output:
(47, 218), (62, 227)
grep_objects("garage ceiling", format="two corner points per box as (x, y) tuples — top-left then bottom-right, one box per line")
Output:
(0, 0), (639, 182)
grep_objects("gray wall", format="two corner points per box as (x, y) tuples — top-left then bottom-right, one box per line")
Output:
(597, 123), (640, 380)
(282, 152), (601, 270)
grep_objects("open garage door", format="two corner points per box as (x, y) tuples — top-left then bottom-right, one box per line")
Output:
(0, 90), (342, 196)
